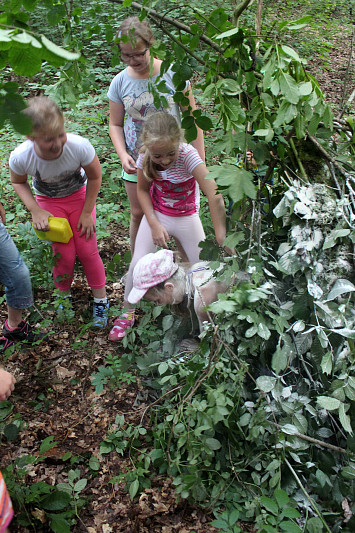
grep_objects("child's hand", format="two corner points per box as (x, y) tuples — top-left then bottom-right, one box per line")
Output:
(31, 208), (53, 231)
(224, 245), (235, 256)
(0, 369), (16, 401)
(77, 213), (96, 241)
(151, 222), (170, 249)
(121, 154), (137, 174)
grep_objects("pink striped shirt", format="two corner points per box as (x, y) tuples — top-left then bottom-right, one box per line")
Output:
(0, 472), (13, 532)
(137, 143), (203, 216)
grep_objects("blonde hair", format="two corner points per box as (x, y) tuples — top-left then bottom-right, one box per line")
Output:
(23, 96), (64, 136)
(117, 16), (154, 47)
(140, 112), (184, 181)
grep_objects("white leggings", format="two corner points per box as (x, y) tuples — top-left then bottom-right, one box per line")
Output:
(124, 211), (205, 301)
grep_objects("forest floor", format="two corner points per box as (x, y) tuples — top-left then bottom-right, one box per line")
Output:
(0, 18), (354, 533)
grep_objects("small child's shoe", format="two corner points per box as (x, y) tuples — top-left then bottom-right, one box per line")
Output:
(2, 320), (43, 343)
(108, 311), (135, 341)
(92, 300), (109, 328)
(0, 336), (16, 354)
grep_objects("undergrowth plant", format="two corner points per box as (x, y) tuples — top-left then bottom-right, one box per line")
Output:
(1, 0), (354, 531)
(94, 3), (354, 531)
(1, 436), (88, 533)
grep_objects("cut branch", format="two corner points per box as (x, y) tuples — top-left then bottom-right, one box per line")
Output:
(339, 23), (355, 119)
(233, 0), (255, 25)
(307, 133), (354, 180)
(110, 0), (223, 53)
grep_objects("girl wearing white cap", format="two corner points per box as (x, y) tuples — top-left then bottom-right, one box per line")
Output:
(128, 249), (229, 333)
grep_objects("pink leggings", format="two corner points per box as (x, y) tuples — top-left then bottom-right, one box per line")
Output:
(124, 211), (205, 301)
(36, 188), (106, 291)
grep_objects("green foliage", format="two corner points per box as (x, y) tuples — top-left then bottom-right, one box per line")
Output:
(211, 508), (242, 532)
(2, 439), (88, 532)
(257, 489), (302, 533)
(0, 1), (81, 130)
(103, 414), (151, 499)
(91, 353), (137, 394)
(0, 401), (22, 442)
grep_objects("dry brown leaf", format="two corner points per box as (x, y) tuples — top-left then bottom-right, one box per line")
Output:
(342, 498), (352, 523)
(32, 508), (46, 523)
(56, 365), (76, 379)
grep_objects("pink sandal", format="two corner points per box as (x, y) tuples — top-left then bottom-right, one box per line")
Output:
(108, 311), (135, 341)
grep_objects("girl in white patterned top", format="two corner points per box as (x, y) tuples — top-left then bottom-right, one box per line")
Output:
(108, 16), (205, 254)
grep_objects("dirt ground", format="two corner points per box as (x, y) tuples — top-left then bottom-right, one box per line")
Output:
(0, 21), (354, 533)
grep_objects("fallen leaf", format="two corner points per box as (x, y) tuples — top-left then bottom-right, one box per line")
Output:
(32, 508), (46, 523)
(56, 366), (76, 379)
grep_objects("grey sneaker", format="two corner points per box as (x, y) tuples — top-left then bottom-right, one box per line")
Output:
(92, 300), (109, 328)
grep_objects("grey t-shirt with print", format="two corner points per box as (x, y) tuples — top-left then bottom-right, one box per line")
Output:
(9, 133), (95, 198)
(107, 66), (188, 161)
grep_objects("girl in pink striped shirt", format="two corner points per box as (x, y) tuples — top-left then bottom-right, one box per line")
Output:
(0, 368), (15, 532)
(109, 112), (232, 341)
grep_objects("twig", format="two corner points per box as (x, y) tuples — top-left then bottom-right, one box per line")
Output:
(31, 303), (46, 320)
(138, 384), (183, 424)
(233, 0), (255, 26)
(271, 422), (353, 457)
(148, 15), (206, 68)
(246, 200), (256, 266)
(307, 134), (354, 180)
(289, 137), (308, 180)
(326, 161), (355, 226)
(111, 0), (223, 53)
(285, 458), (333, 533)
(339, 24), (355, 119)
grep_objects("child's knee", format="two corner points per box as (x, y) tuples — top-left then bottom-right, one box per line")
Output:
(131, 207), (143, 222)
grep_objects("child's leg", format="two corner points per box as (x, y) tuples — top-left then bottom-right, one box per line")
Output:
(109, 215), (155, 340)
(0, 222), (39, 344)
(37, 189), (106, 292)
(61, 191), (108, 326)
(0, 222), (33, 309)
(161, 212), (205, 263)
(66, 209), (106, 293)
(123, 215), (156, 303)
(124, 180), (143, 254)
(36, 196), (77, 291)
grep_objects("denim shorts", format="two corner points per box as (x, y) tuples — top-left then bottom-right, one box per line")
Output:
(0, 222), (33, 309)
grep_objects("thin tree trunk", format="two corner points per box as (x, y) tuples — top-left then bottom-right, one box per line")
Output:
(233, 0), (255, 26)
(255, 0), (263, 43)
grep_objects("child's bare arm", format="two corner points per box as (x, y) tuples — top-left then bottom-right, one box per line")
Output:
(0, 368), (16, 401)
(109, 100), (137, 174)
(193, 165), (234, 255)
(10, 169), (52, 230)
(78, 155), (102, 240)
(194, 280), (228, 332)
(137, 171), (169, 247)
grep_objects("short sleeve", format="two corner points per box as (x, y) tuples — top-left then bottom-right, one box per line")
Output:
(136, 153), (145, 170)
(77, 136), (96, 166)
(107, 72), (124, 104)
